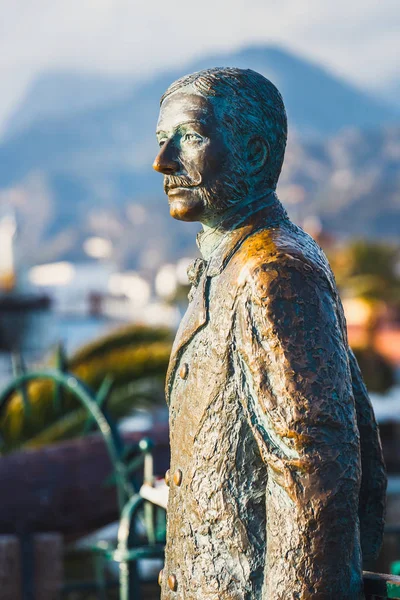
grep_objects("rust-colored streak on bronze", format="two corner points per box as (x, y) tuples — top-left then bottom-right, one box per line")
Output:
(153, 67), (386, 599)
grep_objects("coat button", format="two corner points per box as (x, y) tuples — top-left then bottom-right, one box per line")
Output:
(165, 469), (170, 486)
(173, 469), (182, 487)
(158, 569), (163, 586)
(179, 363), (189, 379)
(168, 574), (178, 591)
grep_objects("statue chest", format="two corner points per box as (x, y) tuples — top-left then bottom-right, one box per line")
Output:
(167, 274), (238, 458)
(161, 277), (267, 599)
(168, 308), (232, 460)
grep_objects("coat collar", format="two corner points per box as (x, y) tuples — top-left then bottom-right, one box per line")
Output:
(165, 195), (288, 403)
(204, 194), (288, 276)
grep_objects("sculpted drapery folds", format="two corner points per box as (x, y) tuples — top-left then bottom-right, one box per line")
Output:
(153, 68), (386, 599)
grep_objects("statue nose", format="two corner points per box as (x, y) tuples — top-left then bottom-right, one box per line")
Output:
(152, 157), (179, 174)
(153, 140), (180, 174)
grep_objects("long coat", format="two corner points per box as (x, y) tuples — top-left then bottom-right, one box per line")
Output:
(160, 200), (386, 600)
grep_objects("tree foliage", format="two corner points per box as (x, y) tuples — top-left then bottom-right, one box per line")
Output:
(0, 324), (172, 453)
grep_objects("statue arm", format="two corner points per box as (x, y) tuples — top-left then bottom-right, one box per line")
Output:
(348, 347), (386, 566)
(234, 257), (363, 598)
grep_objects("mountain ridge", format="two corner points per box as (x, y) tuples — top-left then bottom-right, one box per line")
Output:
(0, 44), (398, 270)
(3, 70), (135, 140)
(3, 44), (398, 142)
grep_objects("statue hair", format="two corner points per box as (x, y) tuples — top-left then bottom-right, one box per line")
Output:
(161, 67), (288, 189)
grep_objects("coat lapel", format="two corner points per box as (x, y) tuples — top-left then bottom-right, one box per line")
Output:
(165, 198), (289, 404)
(165, 273), (208, 403)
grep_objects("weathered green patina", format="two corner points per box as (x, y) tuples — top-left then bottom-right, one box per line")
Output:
(153, 67), (387, 599)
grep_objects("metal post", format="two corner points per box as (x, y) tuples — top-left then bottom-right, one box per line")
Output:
(21, 534), (35, 600)
(34, 533), (63, 600)
(0, 535), (22, 600)
(93, 553), (107, 600)
(143, 452), (155, 546)
(120, 560), (141, 600)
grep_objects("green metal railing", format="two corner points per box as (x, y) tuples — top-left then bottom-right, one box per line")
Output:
(0, 355), (166, 599)
(364, 571), (400, 599)
(0, 368), (129, 510)
(2, 354), (400, 599)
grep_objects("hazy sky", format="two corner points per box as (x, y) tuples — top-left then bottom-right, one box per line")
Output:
(0, 0), (398, 130)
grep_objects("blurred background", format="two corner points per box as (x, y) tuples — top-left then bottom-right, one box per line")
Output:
(0, 1), (399, 598)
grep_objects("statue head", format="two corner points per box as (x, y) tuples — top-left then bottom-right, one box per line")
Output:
(153, 67), (287, 226)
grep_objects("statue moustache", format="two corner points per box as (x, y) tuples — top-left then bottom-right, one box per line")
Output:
(164, 161), (249, 212)
(163, 172), (202, 194)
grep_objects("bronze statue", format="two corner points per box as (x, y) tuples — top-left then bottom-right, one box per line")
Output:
(153, 68), (386, 599)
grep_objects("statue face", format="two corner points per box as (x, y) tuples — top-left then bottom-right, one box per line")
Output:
(153, 91), (238, 224)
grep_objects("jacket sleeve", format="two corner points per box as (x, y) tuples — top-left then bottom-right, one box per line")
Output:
(349, 347), (387, 567)
(234, 256), (364, 599)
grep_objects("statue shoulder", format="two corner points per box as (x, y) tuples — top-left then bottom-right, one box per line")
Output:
(233, 224), (335, 304)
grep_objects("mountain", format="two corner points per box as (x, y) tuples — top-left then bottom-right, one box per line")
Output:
(279, 126), (400, 240)
(4, 124), (399, 274)
(190, 46), (399, 136)
(373, 78), (400, 112)
(0, 45), (398, 270)
(0, 46), (398, 188)
(3, 71), (134, 140)
(4, 46), (399, 143)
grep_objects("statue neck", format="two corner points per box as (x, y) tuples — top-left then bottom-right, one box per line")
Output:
(197, 190), (277, 261)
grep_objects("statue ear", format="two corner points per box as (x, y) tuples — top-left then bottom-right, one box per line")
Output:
(246, 136), (269, 175)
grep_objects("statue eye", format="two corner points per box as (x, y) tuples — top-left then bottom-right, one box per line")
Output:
(158, 138), (167, 148)
(183, 132), (202, 143)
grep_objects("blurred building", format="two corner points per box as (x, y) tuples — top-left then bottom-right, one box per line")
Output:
(0, 211), (17, 292)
